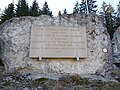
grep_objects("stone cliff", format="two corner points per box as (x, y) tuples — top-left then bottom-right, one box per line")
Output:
(112, 27), (120, 69)
(0, 13), (113, 79)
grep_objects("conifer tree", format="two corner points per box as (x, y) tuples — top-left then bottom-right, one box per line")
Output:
(29, 0), (40, 16)
(79, 0), (86, 13)
(80, 0), (97, 13)
(115, 1), (120, 28)
(58, 11), (62, 17)
(49, 11), (53, 17)
(99, 2), (115, 39)
(116, 1), (120, 18)
(63, 9), (67, 15)
(99, 2), (108, 24)
(0, 3), (15, 24)
(16, 0), (29, 17)
(73, 1), (80, 13)
(41, 1), (52, 17)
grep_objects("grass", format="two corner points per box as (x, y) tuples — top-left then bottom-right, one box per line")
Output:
(31, 78), (49, 87)
(111, 70), (120, 82)
(2, 80), (10, 86)
(0, 74), (120, 90)
(59, 75), (88, 86)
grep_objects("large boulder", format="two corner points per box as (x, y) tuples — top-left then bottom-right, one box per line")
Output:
(0, 13), (113, 79)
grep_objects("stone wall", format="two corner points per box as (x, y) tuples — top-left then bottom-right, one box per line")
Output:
(0, 13), (112, 79)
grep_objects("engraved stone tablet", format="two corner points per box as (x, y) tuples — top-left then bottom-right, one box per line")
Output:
(29, 25), (87, 58)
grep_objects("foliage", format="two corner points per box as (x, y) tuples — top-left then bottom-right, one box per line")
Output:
(41, 1), (52, 17)
(0, 73), (120, 90)
(79, 0), (86, 13)
(0, 60), (4, 66)
(63, 9), (67, 15)
(58, 11), (62, 17)
(0, 1), (54, 23)
(59, 75), (88, 85)
(29, 0), (40, 16)
(115, 1), (120, 29)
(31, 78), (49, 87)
(0, 3), (15, 24)
(73, 1), (80, 13)
(72, 0), (97, 14)
(80, 0), (97, 13)
(99, 2), (115, 39)
(0, 0), (120, 40)
(116, 1), (120, 18)
(111, 70), (120, 83)
(115, 17), (120, 29)
(16, 0), (29, 17)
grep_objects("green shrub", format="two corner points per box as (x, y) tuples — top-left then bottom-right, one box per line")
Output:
(0, 60), (4, 66)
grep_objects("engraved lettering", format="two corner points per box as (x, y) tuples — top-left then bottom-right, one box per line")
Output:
(29, 26), (87, 58)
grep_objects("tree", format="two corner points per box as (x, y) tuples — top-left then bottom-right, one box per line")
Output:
(116, 1), (120, 18)
(115, 17), (120, 29)
(115, 1), (120, 28)
(73, 1), (80, 13)
(63, 8), (67, 15)
(16, 0), (29, 17)
(80, 0), (97, 13)
(58, 11), (61, 17)
(0, 3), (15, 24)
(49, 11), (53, 17)
(106, 5), (115, 39)
(29, 0), (40, 16)
(41, 1), (52, 17)
(99, 2), (108, 24)
(99, 2), (115, 39)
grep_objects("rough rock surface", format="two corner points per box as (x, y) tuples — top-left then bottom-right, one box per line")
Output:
(112, 29), (120, 69)
(0, 13), (113, 79)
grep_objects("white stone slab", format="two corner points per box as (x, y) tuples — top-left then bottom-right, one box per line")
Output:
(29, 25), (87, 58)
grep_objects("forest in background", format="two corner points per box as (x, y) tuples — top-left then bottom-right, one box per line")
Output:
(0, 0), (120, 39)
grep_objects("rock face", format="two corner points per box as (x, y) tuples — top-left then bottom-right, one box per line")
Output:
(112, 28), (120, 68)
(0, 13), (112, 79)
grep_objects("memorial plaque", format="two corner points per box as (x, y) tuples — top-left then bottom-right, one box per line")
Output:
(29, 25), (87, 58)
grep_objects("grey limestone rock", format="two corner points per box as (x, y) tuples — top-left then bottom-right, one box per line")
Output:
(0, 13), (113, 79)
(112, 28), (120, 69)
